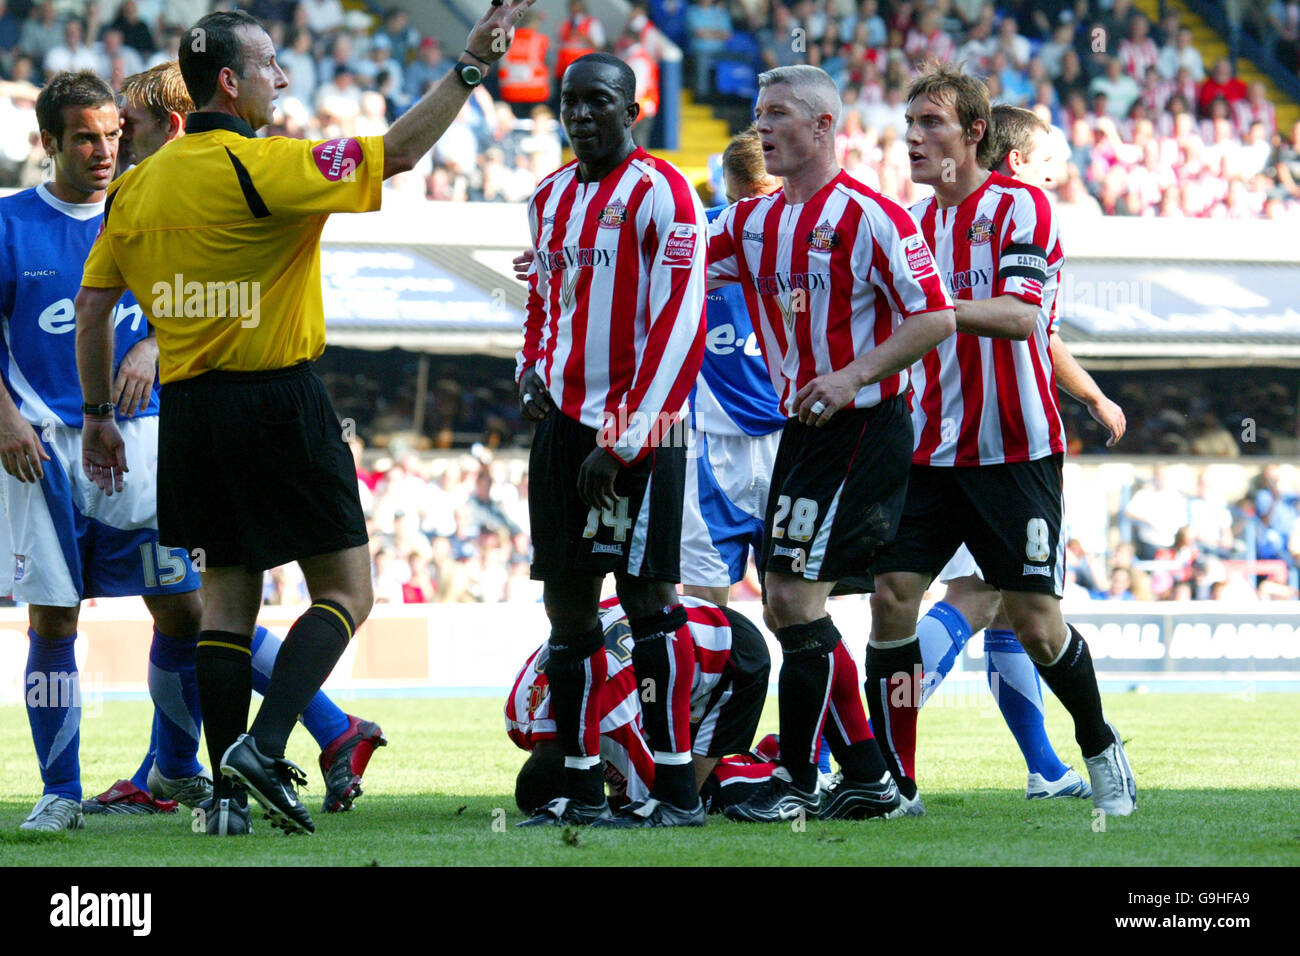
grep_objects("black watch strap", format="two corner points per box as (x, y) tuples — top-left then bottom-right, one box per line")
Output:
(82, 401), (115, 417)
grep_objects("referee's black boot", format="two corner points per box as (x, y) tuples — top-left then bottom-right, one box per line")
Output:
(196, 794), (253, 836)
(220, 733), (315, 834)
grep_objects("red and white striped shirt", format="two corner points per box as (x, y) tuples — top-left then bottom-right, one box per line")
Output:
(504, 597), (737, 804)
(908, 172), (1066, 467)
(1120, 38), (1161, 80)
(517, 148), (707, 464)
(706, 169), (953, 417)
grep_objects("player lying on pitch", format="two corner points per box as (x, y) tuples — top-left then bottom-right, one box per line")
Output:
(507, 597), (902, 820)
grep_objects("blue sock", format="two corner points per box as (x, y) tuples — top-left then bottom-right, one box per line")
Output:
(25, 630), (81, 801)
(816, 735), (832, 774)
(984, 629), (1070, 780)
(149, 629), (203, 778)
(250, 625), (350, 748)
(129, 716), (158, 790)
(917, 601), (972, 705)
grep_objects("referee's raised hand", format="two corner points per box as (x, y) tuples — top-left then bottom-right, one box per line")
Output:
(465, 0), (538, 64)
(381, 0), (538, 179)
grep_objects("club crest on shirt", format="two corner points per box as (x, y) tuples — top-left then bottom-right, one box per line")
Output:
(598, 199), (628, 228)
(806, 220), (839, 251)
(13, 554), (25, 582)
(967, 214), (994, 244)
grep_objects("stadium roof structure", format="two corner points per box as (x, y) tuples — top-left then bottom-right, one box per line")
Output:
(321, 243), (525, 356)
(1057, 259), (1300, 369)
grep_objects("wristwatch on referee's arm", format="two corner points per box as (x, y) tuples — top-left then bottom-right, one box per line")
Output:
(455, 49), (492, 88)
(82, 401), (115, 419)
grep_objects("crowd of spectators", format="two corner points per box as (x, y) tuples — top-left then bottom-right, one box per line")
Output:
(1095, 461), (1300, 601)
(5, 1), (1299, 218)
(257, 442), (1300, 607)
(671, 0), (1300, 219)
(1062, 367), (1299, 458)
(0, 0), (564, 201)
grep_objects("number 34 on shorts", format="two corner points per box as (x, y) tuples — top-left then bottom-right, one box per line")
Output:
(583, 500), (633, 542)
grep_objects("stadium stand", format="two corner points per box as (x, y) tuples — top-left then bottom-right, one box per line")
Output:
(3, 0), (1298, 217)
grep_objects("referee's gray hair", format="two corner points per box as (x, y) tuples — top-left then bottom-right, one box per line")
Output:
(757, 65), (842, 128)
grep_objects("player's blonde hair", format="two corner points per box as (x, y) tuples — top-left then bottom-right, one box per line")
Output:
(985, 104), (1050, 172)
(120, 61), (194, 126)
(758, 65), (842, 129)
(722, 127), (767, 191)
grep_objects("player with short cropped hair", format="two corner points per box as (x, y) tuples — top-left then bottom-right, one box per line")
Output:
(867, 66), (1136, 818)
(76, 2), (537, 835)
(514, 52), (709, 829)
(909, 105), (1128, 802)
(77, 61), (386, 827)
(706, 65), (956, 822)
(2, 70), (206, 833)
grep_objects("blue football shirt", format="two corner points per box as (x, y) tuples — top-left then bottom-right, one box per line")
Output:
(693, 204), (786, 437)
(0, 184), (157, 428)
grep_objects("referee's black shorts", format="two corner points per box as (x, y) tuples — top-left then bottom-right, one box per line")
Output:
(528, 407), (686, 582)
(157, 362), (367, 572)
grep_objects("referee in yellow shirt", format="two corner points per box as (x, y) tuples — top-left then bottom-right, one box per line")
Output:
(74, 1), (536, 835)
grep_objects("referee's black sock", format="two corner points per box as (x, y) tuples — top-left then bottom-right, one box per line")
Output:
(250, 600), (354, 758)
(196, 631), (252, 800)
(1035, 624), (1111, 758)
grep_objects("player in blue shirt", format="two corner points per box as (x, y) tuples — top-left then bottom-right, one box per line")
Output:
(1, 71), (206, 833)
(679, 128), (786, 610)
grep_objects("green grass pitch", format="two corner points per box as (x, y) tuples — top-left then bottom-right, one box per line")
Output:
(2, 693), (1297, 866)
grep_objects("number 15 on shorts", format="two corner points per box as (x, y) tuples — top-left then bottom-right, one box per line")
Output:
(140, 542), (190, 587)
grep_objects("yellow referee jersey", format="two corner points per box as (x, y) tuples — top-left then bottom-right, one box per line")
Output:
(81, 112), (384, 384)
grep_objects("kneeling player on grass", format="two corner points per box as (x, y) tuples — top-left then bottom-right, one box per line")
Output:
(508, 598), (768, 817)
(508, 597), (897, 820)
